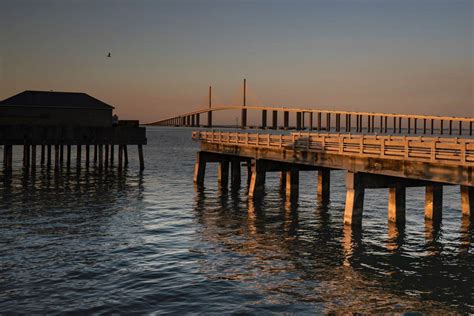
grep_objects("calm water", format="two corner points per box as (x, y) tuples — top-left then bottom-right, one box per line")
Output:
(0, 127), (472, 314)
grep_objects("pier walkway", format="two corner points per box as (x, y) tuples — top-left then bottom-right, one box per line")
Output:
(192, 131), (473, 227)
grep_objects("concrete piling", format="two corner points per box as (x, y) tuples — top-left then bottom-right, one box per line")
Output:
(425, 184), (443, 221)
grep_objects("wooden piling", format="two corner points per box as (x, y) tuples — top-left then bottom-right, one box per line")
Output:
(98, 145), (103, 170)
(123, 145), (128, 166)
(31, 145), (36, 170)
(85, 145), (90, 168)
(54, 145), (60, 171)
(104, 145), (109, 169)
(117, 145), (123, 170)
(138, 144), (144, 171)
(47, 145), (52, 167)
(67, 145), (71, 168)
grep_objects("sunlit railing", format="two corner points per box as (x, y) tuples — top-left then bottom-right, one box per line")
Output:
(192, 131), (474, 166)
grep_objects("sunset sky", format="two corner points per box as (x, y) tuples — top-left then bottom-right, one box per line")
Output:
(0, 0), (472, 123)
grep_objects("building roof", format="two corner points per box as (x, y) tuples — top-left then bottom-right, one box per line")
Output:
(0, 90), (114, 110)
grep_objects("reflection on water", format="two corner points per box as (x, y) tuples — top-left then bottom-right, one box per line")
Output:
(0, 127), (473, 314)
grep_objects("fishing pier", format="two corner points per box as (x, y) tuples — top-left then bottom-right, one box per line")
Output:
(192, 131), (473, 227)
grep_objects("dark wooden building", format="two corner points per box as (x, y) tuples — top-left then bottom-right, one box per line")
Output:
(0, 90), (114, 127)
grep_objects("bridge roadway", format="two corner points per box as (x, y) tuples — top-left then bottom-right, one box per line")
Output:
(192, 131), (473, 227)
(151, 105), (474, 137)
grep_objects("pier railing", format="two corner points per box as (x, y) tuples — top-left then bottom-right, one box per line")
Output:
(192, 131), (474, 166)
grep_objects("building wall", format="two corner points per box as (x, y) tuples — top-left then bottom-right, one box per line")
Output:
(0, 106), (113, 127)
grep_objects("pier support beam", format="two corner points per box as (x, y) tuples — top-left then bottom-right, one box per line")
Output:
(317, 169), (330, 204)
(230, 158), (241, 187)
(285, 168), (299, 200)
(249, 159), (266, 198)
(217, 158), (229, 189)
(388, 186), (406, 224)
(425, 185), (443, 221)
(461, 186), (473, 220)
(193, 152), (207, 186)
(344, 172), (365, 226)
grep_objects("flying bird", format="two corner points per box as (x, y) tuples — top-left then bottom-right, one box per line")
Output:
(107, 52), (111, 57)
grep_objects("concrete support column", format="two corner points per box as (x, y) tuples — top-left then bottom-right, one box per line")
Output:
(230, 158), (241, 187)
(249, 159), (266, 198)
(326, 113), (331, 132)
(283, 111), (289, 129)
(241, 109), (247, 129)
(279, 171), (287, 192)
(261, 110), (267, 129)
(310, 112), (314, 130)
(93, 145), (97, 165)
(344, 172), (365, 226)
(272, 111), (278, 129)
(285, 168), (299, 200)
(296, 112), (302, 130)
(207, 111), (213, 128)
(461, 185), (473, 220)
(388, 186), (406, 224)
(317, 169), (330, 204)
(217, 158), (229, 189)
(196, 114), (200, 127)
(425, 184), (443, 221)
(317, 113), (322, 131)
(193, 152), (207, 186)
(191, 115), (195, 127)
